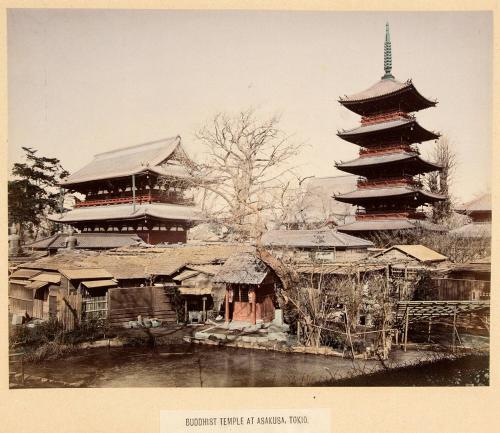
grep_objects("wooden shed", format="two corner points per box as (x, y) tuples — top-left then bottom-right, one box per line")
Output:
(213, 253), (281, 325)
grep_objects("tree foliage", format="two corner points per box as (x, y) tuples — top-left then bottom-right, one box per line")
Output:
(8, 147), (69, 240)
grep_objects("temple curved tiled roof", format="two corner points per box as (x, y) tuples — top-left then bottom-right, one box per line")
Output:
(338, 78), (437, 115)
(337, 118), (440, 146)
(48, 202), (201, 223)
(336, 151), (441, 174)
(61, 136), (191, 186)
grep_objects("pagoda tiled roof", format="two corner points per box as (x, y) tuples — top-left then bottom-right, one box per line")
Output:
(338, 78), (436, 115)
(341, 78), (409, 102)
(336, 151), (440, 173)
(334, 186), (445, 203)
(61, 136), (191, 187)
(47, 202), (201, 224)
(337, 118), (439, 146)
(337, 218), (447, 232)
(337, 152), (440, 170)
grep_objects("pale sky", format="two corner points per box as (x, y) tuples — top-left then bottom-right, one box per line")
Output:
(7, 10), (492, 203)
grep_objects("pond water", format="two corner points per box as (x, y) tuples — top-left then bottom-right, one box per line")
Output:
(10, 343), (489, 388)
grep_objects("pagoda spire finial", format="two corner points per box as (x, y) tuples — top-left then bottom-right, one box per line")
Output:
(382, 22), (394, 79)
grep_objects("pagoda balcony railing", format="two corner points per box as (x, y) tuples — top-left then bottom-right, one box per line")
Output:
(75, 193), (195, 208)
(357, 177), (422, 189)
(359, 143), (419, 157)
(360, 110), (413, 126)
(355, 210), (426, 220)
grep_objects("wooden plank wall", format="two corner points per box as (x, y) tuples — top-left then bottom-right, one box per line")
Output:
(8, 284), (34, 317)
(108, 286), (176, 327)
(432, 278), (490, 301)
(57, 292), (82, 331)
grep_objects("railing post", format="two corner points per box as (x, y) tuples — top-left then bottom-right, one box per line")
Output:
(404, 306), (409, 352)
(132, 174), (136, 212)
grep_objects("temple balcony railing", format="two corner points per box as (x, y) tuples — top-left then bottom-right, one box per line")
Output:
(357, 177), (422, 189)
(355, 210), (426, 220)
(359, 143), (419, 157)
(75, 193), (195, 208)
(360, 110), (414, 126)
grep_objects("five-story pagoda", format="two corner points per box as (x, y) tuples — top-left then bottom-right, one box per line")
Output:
(334, 23), (445, 234)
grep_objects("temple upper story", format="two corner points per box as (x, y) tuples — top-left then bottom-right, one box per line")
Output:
(49, 136), (201, 244)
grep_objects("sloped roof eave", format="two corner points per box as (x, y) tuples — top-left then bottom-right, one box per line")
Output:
(47, 203), (201, 224)
(337, 119), (440, 142)
(335, 187), (446, 202)
(375, 244), (448, 262)
(61, 136), (189, 187)
(336, 152), (441, 171)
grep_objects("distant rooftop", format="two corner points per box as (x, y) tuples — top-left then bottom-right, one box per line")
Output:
(375, 244), (447, 263)
(261, 229), (373, 249)
(456, 193), (491, 213)
(449, 223), (491, 239)
(17, 243), (252, 280)
(26, 232), (144, 251)
(298, 175), (357, 225)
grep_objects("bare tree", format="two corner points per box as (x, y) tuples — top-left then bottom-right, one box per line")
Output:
(188, 109), (303, 241)
(425, 136), (457, 224)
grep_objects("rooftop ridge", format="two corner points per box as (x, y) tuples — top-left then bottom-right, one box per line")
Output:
(94, 136), (180, 160)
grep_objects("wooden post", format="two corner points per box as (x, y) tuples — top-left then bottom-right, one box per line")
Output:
(251, 289), (257, 325)
(404, 307), (409, 352)
(225, 288), (230, 324)
(21, 355), (24, 386)
(344, 306), (355, 359)
(184, 299), (188, 323)
(132, 174), (136, 212)
(202, 296), (207, 322)
(452, 307), (457, 353)
(427, 317), (432, 343)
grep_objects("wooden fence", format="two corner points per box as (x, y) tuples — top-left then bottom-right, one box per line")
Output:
(8, 284), (33, 317)
(432, 278), (490, 301)
(82, 295), (108, 321)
